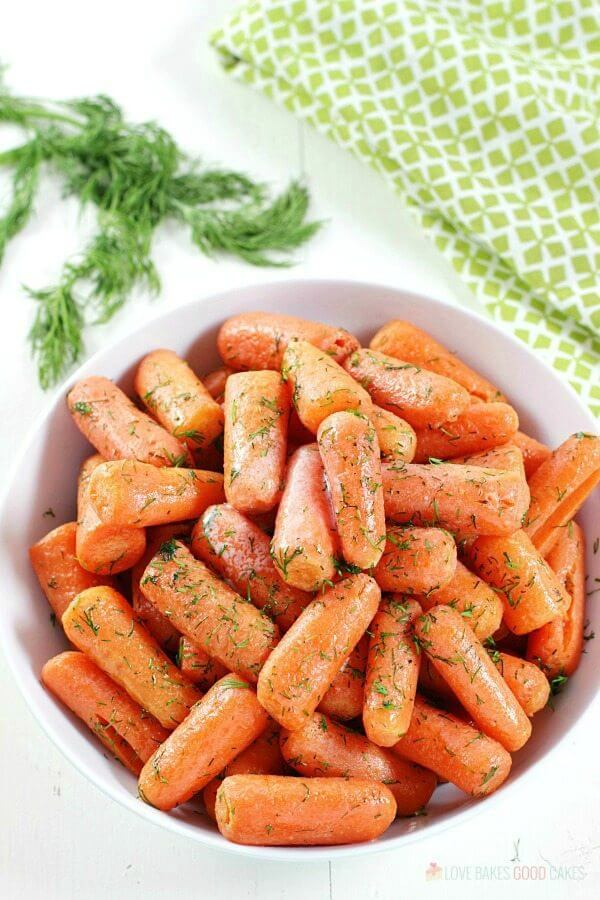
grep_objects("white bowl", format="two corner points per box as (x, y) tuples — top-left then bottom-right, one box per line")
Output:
(1, 279), (598, 861)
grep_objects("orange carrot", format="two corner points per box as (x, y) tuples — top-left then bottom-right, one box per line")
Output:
(42, 651), (169, 774)
(67, 375), (188, 466)
(224, 371), (290, 514)
(318, 635), (368, 721)
(281, 340), (372, 434)
(62, 586), (200, 729)
(373, 526), (456, 594)
(370, 406), (416, 463)
(191, 504), (309, 630)
(382, 460), (530, 536)
(413, 402), (519, 462)
(393, 695), (511, 796)
(88, 459), (224, 527)
(414, 606), (532, 751)
(203, 366), (233, 404)
(218, 311), (359, 371)
(77, 455), (146, 575)
(416, 561), (503, 640)
(469, 530), (571, 634)
(527, 521), (587, 678)
(450, 442), (525, 477)
(215, 775), (396, 846)
(363, 598), (421, 746)
(138, 676), (269, 810)
(491, 652), (550, 717)
(135, 349), (224, 450)
(513, 431), (551, 478)
(524, 433), (600, 555)
(140, 540), (278, 682)
(257, 574), (381, 731)
(280, 712), (436, 816)
(29, 521), (113, 620)
(271, 444), (340, 591)
(177, 637), (229, 690)
(317, 411), (386, 569)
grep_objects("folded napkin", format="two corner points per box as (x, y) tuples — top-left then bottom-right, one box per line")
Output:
(213, 0), (599, 414)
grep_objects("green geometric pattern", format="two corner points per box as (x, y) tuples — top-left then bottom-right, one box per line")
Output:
(212, 0), (600, 415)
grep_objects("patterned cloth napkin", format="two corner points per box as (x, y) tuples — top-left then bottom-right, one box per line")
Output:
(212, 0), (599, 415)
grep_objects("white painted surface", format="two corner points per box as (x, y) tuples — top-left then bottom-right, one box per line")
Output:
(0, 2), (597, 897)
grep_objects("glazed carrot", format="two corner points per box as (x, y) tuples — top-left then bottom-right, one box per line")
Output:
(203, 365), (233, 403)
(527, 521), (586, 678)
(513, 431), (551, 478)
(257, 574), (381, 731)
(224, 371), (290, 514)
(68, 375), (188, 466)
(382, 461), (530, 536)
(140, 540), (278, 682)
(491, 652), (550, 716)
(414, 606), (532, 751)
(88, 459), (224, 527)
(281, 712), (436, 816)
(363, 598), (421, 746)
(317, 411), (386, 569)
(138, 676), (269, 810)
(469, 530), (570, 634)
(393, 695), (512, 796)
(412, 402), (519, 462)
(191, 504), (309, 630)
(77, 455), (146, 575)
(29, 521), (113, 620)
(135, 349), (224, 450)
(42, 651), (169, 774)
(370, 320), (506, 403)
(203, 722), (285, 820)
(524, 433), (600, 555)
(281, 340), (373, 434)
(450, 442), (525, 476)
(215, 775), (396, 846)
(371, 406), (417, 463)
(416, 561), (503, 640)
(62, 586), (200, 729)
(318, 635), (368, 721)
(177, 637), (229, 690)
(271, 444), (340, 591)
(218, 311), (359, 371)
(373, 526), (456, 594)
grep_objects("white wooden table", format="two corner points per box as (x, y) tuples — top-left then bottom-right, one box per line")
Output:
(0, 2), (598, 897)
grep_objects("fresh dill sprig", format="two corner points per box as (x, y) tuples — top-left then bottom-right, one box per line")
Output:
(0, 67), (321, 388)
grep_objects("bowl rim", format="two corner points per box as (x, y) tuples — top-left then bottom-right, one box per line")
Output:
(1, 276), (598, 862)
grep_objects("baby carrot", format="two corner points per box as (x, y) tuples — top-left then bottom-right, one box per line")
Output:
(135, 349), (224, 450)
(138, 676), (269, 810)
(469, 530), (570, 634)
(77, 455), (146, 575)
(218, 311), (359, 371)
(370, 320), (506, 403)
(203, 722), (285, 820)
(215, 775), (396, 846)
(524, 433), (600, 555)
(281, 340), (372, 434)
(382, 460), (530, 536)
(393, 695), (512, 796)
(42, 651), (169, 774)
(68, 375), (188, 466)
(224, 371), (290, 514)
(257, 574), (381, 731)
(280, 712), (436, 816)
(318, 635), (368, 721)
(413, 402), (519, 462)
(29, 521), (113, 620)
(191, 504), (309, 630)
(62, 586), (200, 729)
(414, 605), (532, 751)
(140, 540), (278, 682)
(490, 652), (550, 717)
(370, 406), (417, 463)
(317, 411), (386, 569)
(416, 561), (503, 640)
(527, 521), (586, 678)
(177, 637), (229, 690)
(512, 431), (551, 478)
(344, 348), (470, 429)
(450, 442), (525, 477)
(271, 444), (340, 591)
(202, 366), (233, 403)
(373, 526), (456, 594)
(363, 598), (422, 746)
(88, 459), (224, 527)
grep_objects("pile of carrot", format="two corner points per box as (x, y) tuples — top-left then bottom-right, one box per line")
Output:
(30, 312), (599, 847)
